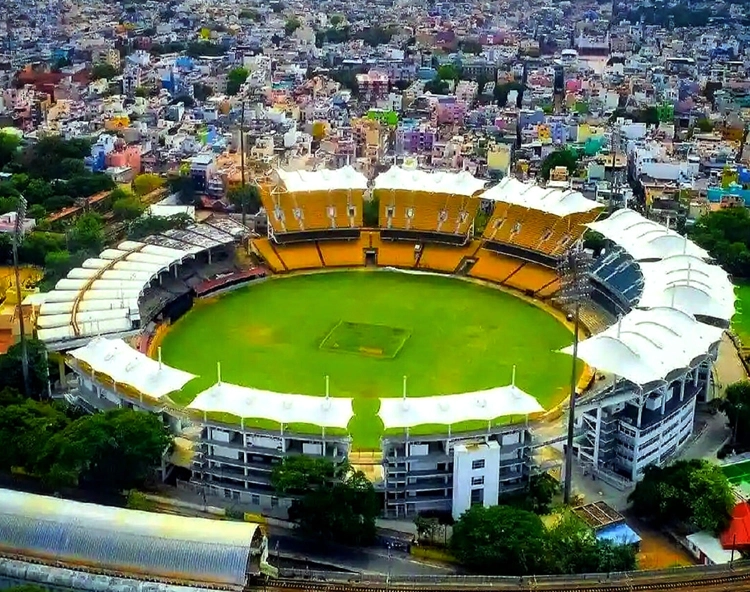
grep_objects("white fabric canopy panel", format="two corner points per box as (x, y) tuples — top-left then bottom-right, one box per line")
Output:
(277, 165), (368, 193)
(69, 337), (196, 399)
(587, 209), (709, 261)
(480, 177), (602, 216)
(378, 386), (544, 430)
(188, 382), (354, 429)
(638, 255), (736, 321)
(561, 307), (724, 385)
(373, 166), (486, 196)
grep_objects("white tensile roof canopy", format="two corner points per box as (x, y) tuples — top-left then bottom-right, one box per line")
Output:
(69, 337), (196, 399)
(373, 166), (487, 196)
(637, 254), (736, 322)
(277, 165), (368, 193)
(480, 177), (602, 216)
(587, 208), (709, 261)
(561, 307), (724, 386)
(187, 382), (354, 429)
(378, 386), (544, 430)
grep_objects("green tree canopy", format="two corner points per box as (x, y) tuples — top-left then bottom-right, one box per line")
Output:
(721, 380), (750, 451)
(451, 505), (547, 575)
(133, 173), (164, 196)
(0, 399), (70, 471)
(227, 67), (249, 96)
(91, 62), (119, 80)
(437, 63), (460, 81)
(227, 184), (261, 215)
(272, 457), (379, 545)
(0, 130), (21, 169)
(127, 213), (194, 240)
(0, 338), (55, 397)
(540, 149), (579, 181)
(628, 459), (733, 534)
(38, 409), (172, 491)
(68, 212), (104, 254)
(688, 207), (750, 278)
(113, 196), (146, 221)
(284, 16), (302, 36)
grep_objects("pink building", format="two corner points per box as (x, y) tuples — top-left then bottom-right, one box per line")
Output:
(435, 98), (466, 125)
(106, 144), (142, 172)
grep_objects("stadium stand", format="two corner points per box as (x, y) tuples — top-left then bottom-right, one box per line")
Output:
(480, 178), (602, 255)
(261, 167), (367, 234)
(254, 238), (287, 272)
(374, 167), (485, 235)
(273, 242), (323, 270)
(591, 247), (644, 305)
(372, 233), (418, 268)
(318, 237), (367, 267)
(418, 241), (481, 273)
(504, 263), (559, 295)
(469, 249), (524, 283)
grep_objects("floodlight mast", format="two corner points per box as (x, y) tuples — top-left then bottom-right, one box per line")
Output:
(555, 245), (592, 505)
(12, 196), (31, 397)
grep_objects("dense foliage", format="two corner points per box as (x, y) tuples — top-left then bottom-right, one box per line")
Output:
(628, 459), (734, 534)
(271, 456), (379, 546)
(720, 380), (750, 452)
(450, 505), (636, 575)
(227, 67), (249, 96)
(0, 338), (55, 396)
(0, 390), (172, 492)
(127, 213), (193, 240)
(540, 149), (579, 180)
(688, 207), (750, 279)
(227, 184), (261, 215)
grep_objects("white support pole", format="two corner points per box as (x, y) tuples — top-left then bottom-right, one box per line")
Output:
(217, 362), (222, 385)
(158, 347), (163, 370)
(402, 376), (407, 400)
(511, 365), (517, 387)
(325, 375), (330, 399)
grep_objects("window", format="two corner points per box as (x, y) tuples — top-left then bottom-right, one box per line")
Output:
(327, 205), (336, 218)
(459, 211), (468, 224)
(471, 476), (485, 486)
(438, 209), (448, 222)
(511, 222), (522, 234)
(251, 494), (260, 505)
(471, 459), (485, 470)
(274, 206), (285, 222)
(405, 207), (415, 219)
(493, 217), (505, 230)
(386, 205), (395, 217)
(271, 496), (279, 508)
(348, 205), (356, 217)
(470, 488), (484, 505)
(293, 207), (304, 221)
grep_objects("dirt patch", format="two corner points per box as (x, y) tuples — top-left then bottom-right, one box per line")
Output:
(625, 517), (695, 570)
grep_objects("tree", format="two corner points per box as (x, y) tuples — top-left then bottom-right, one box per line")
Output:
(721, 380), (750, 450)
(0, 399), (70, 471)
(437, 63), (460, 81)
(227, 184), (261, 215)
(363, 196), (379, 227)
(424, 78), (449, 94)
(696, 118), (714, 133)
(113, 196), (146, 221)
(0, 338), (55, 397)
(193, 82), (214, 102)
(91, 62), (119, 80)
(688, 207), (750, 278)
(583, 230), (607, 255)
(0, 130), (21, 169)
(272, 457), (379, 545)
(38, 408), (172, 491)
(68, 212), (104, 254)
(284, 16), (301, 36)
(628, 459), (733, 534)
(540, 149), (578, 181)
(459, 39), (483, 55)
(451, 505), (547, 575)
(135, 86), (149, 98)
(329, 14), (343, 26)
(133, 173), (164, 197)
(226, 67), (249, 96)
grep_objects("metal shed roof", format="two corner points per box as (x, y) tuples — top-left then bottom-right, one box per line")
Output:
(0, 489), (262, 587)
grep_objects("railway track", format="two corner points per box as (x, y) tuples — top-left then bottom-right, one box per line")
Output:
(251, 566), (750, 592)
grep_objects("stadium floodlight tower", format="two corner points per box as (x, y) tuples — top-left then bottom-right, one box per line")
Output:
(12, 195), (30, 397)
(555, 244), (592, 505)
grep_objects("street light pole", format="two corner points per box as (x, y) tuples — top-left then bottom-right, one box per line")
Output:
(12, 196), (30, 397)
(240, 98), (247, 227)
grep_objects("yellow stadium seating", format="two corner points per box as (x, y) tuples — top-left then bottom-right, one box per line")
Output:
(318, 237), (367, 267)
(274, 242), (323, 270)
(372, 233), (417, 268)
(261, 183), (364, 233)
(469, 249), (524, 283)
(377, 189), (479, 235)
(512, 210), (561, 251)
(505, 263), (559, 294)
(253, 238), (286, 272)
(418, 241), (481, 273)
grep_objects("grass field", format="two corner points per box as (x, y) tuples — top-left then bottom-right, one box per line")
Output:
(160, 270), (576, 447)
(734, 281), (750, 343)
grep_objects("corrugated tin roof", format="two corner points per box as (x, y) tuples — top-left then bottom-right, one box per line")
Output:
(0, 489), (261, 587)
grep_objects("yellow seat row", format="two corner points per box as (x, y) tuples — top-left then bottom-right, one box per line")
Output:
(274, 242), (322, 270)
(505, 264), (559, 294)
(318, 237), (367, 267)
(372, 233), (417, 268)
(469, 249), (524, 283)
(418, 241), (481, 273)
(377, 189), (480, 235)
(253, 238), (286, 272)
(260, 185), (364, 234)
